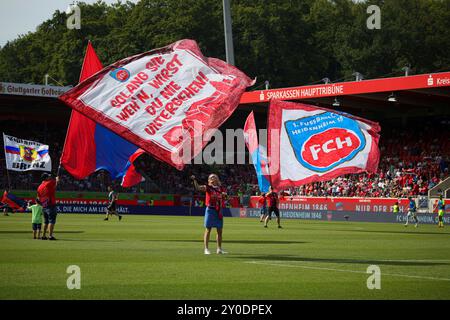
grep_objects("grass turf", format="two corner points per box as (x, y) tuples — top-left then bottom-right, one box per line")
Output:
(0, 213), (449, 299)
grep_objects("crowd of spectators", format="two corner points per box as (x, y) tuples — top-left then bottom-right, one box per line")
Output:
(1, 118), (449, 198)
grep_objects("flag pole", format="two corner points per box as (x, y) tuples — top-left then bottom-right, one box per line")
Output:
(5, 167), (11, 192)
(2, 133), (12, 191)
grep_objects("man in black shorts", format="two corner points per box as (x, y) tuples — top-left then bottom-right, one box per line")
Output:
(264, 186), (282, 229)
(104, 186), (122, 221)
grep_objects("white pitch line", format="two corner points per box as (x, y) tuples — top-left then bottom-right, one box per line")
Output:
(379, 259), (450, 263)
(343, 258), (450, 263)
(245, 260), (450, 282)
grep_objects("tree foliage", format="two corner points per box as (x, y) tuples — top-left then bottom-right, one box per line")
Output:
(0, 0), (449, 87)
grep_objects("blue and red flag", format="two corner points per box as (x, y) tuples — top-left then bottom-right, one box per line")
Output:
(243, 112), (270, 193)
(267, 100), (380, 191)
(1, 190), (27, 211)
(4, 146), (20, 155)
(60, 42), (144, 187)
(59, 39), (254, 170)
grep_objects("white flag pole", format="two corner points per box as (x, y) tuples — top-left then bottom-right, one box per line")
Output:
(2, 133), (12, 191)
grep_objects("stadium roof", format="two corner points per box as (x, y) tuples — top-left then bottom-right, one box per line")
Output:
(0, 82), (72, 122)
(239, 71), (450, 119)
(1, 71), (449, 122)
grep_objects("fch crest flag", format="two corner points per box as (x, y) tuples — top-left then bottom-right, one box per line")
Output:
(59, 39), (254, 169)
(243, 112), (270, 193)
(3, 133), (51, 172)
(267, 100), (380, 190)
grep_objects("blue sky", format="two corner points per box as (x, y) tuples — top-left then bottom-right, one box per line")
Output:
(0, 0), (139, 47)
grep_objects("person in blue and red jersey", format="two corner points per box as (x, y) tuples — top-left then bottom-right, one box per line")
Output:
(37, 173), (59, 240)
(264, 186), (282, 229)
(191, 174), (227, 255)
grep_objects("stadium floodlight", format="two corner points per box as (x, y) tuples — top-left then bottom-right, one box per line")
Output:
(352, 72), (364, 81)
(332, 97), (340, 107)
(402, 65), (412, 76)
(223, 0), (235, 65)
(388, 92), (397, 102)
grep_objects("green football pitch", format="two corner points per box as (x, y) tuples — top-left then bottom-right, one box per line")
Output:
(1, 213), (449, 300)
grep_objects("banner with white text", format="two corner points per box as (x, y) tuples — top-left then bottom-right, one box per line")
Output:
(59, 39), (254, 169)
(3, 133), (51, 172)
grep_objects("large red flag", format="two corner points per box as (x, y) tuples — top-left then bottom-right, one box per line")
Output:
(78, 41), (103, 82)
(60, 42), (100, 178)
(59, 39), (254, 169)
(60, 42), (144, 187)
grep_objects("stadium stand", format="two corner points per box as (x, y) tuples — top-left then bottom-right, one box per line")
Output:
(295, 119), (450, 198)
(1, 116), (449, 198)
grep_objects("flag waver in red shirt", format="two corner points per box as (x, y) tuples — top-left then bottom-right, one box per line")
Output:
(37, 173), (59, 240)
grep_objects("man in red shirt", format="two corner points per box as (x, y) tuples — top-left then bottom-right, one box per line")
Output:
(37, 173), (59, 240)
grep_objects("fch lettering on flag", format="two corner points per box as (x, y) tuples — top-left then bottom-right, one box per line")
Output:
(59, 39), (254, 169)
(3, 133), (52, 172)
(267, 100), (380, 190)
